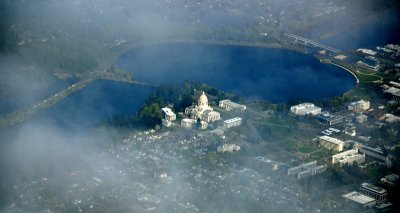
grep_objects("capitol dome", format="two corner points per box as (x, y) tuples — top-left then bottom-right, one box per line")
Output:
(198, 91), (208, 107)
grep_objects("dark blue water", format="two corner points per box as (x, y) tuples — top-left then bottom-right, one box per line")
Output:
(28, 80), (151, 131)
(118, 43), (356, 103)
(302, 8), (400, 49)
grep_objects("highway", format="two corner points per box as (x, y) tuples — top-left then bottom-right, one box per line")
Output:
(0, 71), (156, 128)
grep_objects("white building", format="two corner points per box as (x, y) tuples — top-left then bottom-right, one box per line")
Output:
(360, 183), (387, 201)
(318, 136), (345, 152)
(181, 118), (197, 128)
(161, 107), (176, 121)
(223, 117), (242, 128)
(217, 144), (241, 153)
(199, 121), (208, 130)
(348, 100), (370, 111)
(185, 91), (220, 122)
(355, 114), (368, 123)
(380, 113), (400, 123)
(342, 191), (376, 208)
(219, 100), (246, 112)
(162, 119), (172, 127)
(332, 149), (365, 167)
(287, 161), (327, 179)
(290, 103), (321, 116)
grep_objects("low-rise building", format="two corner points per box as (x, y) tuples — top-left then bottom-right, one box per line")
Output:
(379, 113), (400, 123)
(290, 103), (321, 116)
(318, 136), (345, 152)
(360, 183), (387, 201)
(343, 191), (376, 208)
(217, 144), (240, 153)
(380, 174), (399, 188)
(181, 118), (197, 128)
(317, 112), (344, 125)
(219, 100), (246, 112)
(223, 117), (242, 128)
(199, 121), (208, 130)
(332, 149), (365, 167)
(348, 100), (370, 111)
(287, 161), (327, 179)
(356, 114), (368, 123)
(162, 119), (172, 127)
(161, 107), (176, 121)
(355, 144), (389, 164)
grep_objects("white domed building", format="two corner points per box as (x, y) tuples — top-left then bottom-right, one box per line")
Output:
(184, 91), (221, 122)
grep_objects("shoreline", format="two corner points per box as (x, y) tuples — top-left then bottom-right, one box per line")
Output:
(327, 61), (360, 84)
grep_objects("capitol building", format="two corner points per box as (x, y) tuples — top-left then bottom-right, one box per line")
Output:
(184, 91), (221, 122)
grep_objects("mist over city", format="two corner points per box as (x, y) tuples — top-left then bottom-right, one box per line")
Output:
(1, 0), (400, 212)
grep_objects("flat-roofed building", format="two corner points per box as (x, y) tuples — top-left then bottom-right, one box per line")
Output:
(348, 100), (370, 111)
(355, 144), (389, 163)
(380, 113), (400, 123)
(360, 183), (387, 201)
(162, 119), (172, 127)
(181, 118), (196, 128)
(355, 114), (368, 123)
(287, 161), (327, 179)
(343, 191), (376, 208)
(332, 149), (365, 167)
(318, 136), (345, 152)
(199, 121), (208, 130)
(290, 103), (321, 116)
(317, 112), (344, 125)
(219, 100), (246, 112)
(380, 174), (399, 188)
(161, 107), (176, 121)
(223, 117), (242, 128)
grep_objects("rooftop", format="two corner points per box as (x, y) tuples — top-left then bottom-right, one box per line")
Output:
(343, 191), (375, 205)
(319, 136), (345, 145)
(224, 117), (242, 123)
(361, 183), (387, 194)
(161, 107), (175, 116)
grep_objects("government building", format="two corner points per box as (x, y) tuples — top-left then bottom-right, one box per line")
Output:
(184, 91), (221, 122)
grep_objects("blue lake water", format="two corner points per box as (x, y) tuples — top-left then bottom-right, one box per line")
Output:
(28, 80), (151, 131)
(118, 43), (357, 103)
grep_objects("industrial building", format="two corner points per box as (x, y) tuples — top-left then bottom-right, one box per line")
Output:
(342, 191), (376, 208)
(223, 117), (242, 128)
(218, 100), (246, 112)
(348, 100), (370, 111)
(287, 161), (327, 179)
(332, 149), (365, 167)
(317, 112), (344, 125)
(318, 136), (345, 152)
(290, 103), (321, 116)
(360, 183), (387, 201)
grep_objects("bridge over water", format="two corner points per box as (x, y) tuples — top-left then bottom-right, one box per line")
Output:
(0, 71), (156, 128)
(284, 33), (341, 54)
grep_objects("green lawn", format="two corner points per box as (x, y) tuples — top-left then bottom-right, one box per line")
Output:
(299, 146), (316, 153)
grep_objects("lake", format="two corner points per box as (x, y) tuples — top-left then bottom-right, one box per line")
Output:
(118, 43), (356, 103)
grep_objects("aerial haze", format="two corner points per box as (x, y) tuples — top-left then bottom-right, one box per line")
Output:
(1, 0), (400, 212)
